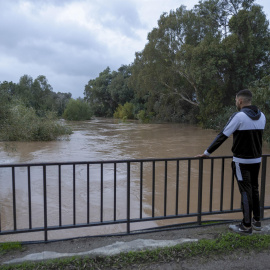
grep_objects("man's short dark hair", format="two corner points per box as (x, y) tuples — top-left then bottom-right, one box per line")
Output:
(236, 89), (252, 98)
(236, 89), (252, 103)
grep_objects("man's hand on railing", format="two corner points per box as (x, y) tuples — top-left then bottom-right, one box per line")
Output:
(195, 154), (209, 158)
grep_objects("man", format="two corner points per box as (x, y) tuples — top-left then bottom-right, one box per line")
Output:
(197, 89), (266, 235)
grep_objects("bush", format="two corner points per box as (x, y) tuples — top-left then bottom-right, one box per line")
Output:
(113, 102), (134, 120)
(0, 103), (72, 141)
(63, 99), (93, 121)
(136, 110), (150, 123)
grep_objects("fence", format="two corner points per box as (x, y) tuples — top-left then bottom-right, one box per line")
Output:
(0, 155), (270, 242)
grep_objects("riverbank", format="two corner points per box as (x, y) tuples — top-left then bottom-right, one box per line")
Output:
(2, 219), (270, 269)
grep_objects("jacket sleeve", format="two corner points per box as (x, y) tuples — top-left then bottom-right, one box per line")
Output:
(204, 112), (239, 156)
(204, 132), (228, 155)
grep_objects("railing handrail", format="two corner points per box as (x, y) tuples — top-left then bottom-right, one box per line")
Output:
(0, 155), (237, 167)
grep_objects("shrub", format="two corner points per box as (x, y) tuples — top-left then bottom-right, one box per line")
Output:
(0, 103), (72, 141)
(63, 99), (93, 121)
(136, 110), (150, 123)
(113, 102), (134, 120)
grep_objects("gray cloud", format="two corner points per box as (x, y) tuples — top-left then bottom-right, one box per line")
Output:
(0, 0), (269, 97)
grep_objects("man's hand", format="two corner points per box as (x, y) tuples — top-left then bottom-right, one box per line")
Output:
(195, 154), (209, 158)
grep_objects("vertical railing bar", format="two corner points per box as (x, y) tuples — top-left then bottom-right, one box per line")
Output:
(73, 164), (76, 225)
(230, 165), (235, 210)
(164, 161), (168, 217)
(12, 166), (17, 231)
(114, 162), (117, 221)
(175, 160), (179, 215)
(140, 161), (143, 220)
(220, 158), (225, 211)
(58, 165), (62, 226)
(100, 163), (103, 223)
(197, 158), (203, 225)
(127, 161), (131, 234)
(43, 165), (48, 242)
(87, 163), (90, 224)
(27, 166), (32, 229)
(152, 161), (155, 218)
(187, 160), (191, 214)
(260, 156), (267, 219)
(209, 159), (214, 212)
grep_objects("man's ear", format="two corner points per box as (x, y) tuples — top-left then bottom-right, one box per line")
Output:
(238, 97), (243, 105)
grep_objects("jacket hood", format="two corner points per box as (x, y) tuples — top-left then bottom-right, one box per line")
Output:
(241, 105), (261, 120)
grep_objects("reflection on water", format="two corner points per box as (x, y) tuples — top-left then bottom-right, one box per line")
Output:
(1, 118), (270, 242)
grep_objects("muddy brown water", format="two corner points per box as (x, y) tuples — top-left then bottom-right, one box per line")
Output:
(1, 118), (270, 242)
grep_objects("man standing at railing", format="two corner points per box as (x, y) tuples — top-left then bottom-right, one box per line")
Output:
(196, 89), (266, 235)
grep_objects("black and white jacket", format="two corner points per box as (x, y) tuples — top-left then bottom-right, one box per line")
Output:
(204, 105), (266, 164)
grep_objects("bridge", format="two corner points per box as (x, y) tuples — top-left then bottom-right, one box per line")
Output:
(0, 155), (269, 243)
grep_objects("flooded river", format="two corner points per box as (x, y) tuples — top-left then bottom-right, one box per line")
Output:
(1, 118), (270, 242)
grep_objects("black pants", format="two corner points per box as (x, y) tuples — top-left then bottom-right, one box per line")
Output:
(232, 161), (261, 227)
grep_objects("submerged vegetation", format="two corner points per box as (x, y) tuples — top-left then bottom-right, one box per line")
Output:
(0, 76), (81, 141)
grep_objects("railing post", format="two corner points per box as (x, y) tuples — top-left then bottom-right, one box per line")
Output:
(114, 162), (117, 221)
(127, 161), (131, 234)
(43, 165), (48, 242)
(152, 161), (155, 217)
(12, 166), (17, 231)
(73, 164), (76, 225)
(140, 161), (143, 219)
(197, 158), (203, 225)
(59, 165), (62, 226)
(100, 163), (103, 223)
(220, 158), (225, 211)
(260, 156), (267, 219)
(87, 163), (90, 224)
(27, 166), (32, 229)
(175, 160), (179, 215)
(164, 160), (167, 217)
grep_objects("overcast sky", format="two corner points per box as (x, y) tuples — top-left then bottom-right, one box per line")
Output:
(1, 0), (269, 98)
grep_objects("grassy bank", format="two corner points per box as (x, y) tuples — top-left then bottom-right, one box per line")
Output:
(1, 232), (270, 269)
(0, 242), (23, 255)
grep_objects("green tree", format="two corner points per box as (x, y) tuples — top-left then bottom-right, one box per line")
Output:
(63, 98), (93, 121)
(108, 65), (134, 106)
(16, 75), (33, 106)
(84, 66), (136, 117)
(84, 67), (113, 116)
(30, 75), (55, 114)
(0, 77), (73, 142)
(129, 0), (270, 125)
(250, 75), (270, 143)
(0, 81), (17, 125)
(55, 92), (72, 116)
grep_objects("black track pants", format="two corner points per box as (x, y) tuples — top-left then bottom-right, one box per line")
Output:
(232, 161), (261, 227)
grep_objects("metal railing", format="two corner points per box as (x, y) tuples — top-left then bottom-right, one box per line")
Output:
(0, 155), (269, 242)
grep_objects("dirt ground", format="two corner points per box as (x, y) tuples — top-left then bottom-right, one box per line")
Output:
(1, 220), (270, 269)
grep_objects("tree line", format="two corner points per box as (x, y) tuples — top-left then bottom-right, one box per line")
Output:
(0, 75), (92, 141)
(84, 0), (270, 140)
